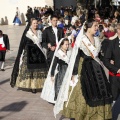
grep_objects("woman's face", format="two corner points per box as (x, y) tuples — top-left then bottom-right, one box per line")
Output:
(31, 20), (38, 30)
(88, 22), (98, 35)
(61, 41), (69, 51)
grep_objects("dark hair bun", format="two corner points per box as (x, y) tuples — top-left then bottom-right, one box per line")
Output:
(84, 19), (96, 32)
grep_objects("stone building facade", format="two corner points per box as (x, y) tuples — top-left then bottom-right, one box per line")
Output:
(0, 0), (53, 25)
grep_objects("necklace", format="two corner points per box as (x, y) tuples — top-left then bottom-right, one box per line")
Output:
(85, 34), (95, 47)
(61, 48), (67, 55)
(31, 28), (37, 36)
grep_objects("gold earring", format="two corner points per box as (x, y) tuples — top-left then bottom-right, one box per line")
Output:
(88, 30), (91, 33)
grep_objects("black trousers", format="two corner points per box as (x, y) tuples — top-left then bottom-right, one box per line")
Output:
(112, 95), (120, 120)
(109, 76), (120, 100)
(0, 51), (6, 61)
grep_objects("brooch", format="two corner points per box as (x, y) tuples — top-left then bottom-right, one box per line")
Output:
(88, 43), (91, 46)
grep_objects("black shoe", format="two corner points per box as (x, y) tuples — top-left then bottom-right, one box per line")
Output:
(59, 115), (65, 120)
(1, 69), (5, 71)
(31, 89), (36, 93)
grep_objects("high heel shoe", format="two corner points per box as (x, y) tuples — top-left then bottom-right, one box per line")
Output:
(59, 115), (65, 120)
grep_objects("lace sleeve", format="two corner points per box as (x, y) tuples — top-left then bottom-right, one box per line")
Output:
(51, 56), (58, 76)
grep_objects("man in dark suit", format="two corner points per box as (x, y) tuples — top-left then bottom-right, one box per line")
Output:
(60, 6), (64, 17)
(42, 15), (64, 67)
(0, 30), (10, 71)
(34, 7), (40, 19)
(104, 23), (120, 120)
(104, 23), (120, 101)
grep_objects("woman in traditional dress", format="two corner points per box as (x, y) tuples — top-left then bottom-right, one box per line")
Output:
(13, 7), (22, 25)
(10, 18), (48, 93)
(41, 38), (72, 103)
(54, 19), (112, 120)
(51, 38), (70, 100)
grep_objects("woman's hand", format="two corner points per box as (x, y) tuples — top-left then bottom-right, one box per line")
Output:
(71, 75), (75, 83)
(117, 69), (120, 74)
(48, 43), (51, 49)
(51, 76), (54, 82)
(71, 35), (74, 43)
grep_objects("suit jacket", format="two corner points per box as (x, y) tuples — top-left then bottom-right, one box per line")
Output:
(104, 37), (120, 74)
(34, 9), (39, 18)
(42, 26), (64, 49)
(2, 34), (10, 50)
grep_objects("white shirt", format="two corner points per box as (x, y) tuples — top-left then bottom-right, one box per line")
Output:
(71, 29), (77, 36)
(52, 26), (58, 44)
(119, 38), (120, 47)
(0, 37), (5, 48)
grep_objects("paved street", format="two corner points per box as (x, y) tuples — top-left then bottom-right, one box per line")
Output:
(0, 25), (67, 120)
